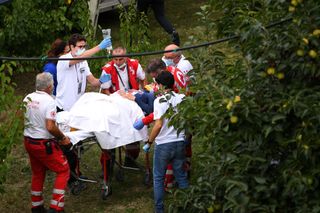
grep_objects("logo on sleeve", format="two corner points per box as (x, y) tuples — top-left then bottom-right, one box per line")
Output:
(50, 111), (56, 119)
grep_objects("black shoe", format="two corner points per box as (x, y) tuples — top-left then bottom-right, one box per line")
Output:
(31, 206), (47, 213)
(171, 30), (180, 46)
(47, 209), (65, 213)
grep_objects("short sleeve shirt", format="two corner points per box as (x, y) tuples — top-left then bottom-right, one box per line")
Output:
(23, 91), (56, 139)
(153, 92), (185, 145)
(176, 55), (193, 75)
(55, 52), (92, 111)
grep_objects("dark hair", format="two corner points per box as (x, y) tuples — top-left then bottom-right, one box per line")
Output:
(155, 71), (174, 89)
(68, 33), (86, 47)
(146, 58), (166, 74)
(47, 38), (67, 63)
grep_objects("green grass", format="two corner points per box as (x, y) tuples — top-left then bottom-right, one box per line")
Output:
(0, 0), (209, 212)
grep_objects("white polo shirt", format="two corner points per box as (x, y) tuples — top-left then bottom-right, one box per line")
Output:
(176, 55), (193, 75)
(23, 91), (56, 139)
(56, 52), (92, 111)
(153, 92), (185, 145)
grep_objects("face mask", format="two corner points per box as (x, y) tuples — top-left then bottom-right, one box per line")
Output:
(115, 63), (126, 69)
(162, 58), (174, 66)
(75, 48), (85, 56)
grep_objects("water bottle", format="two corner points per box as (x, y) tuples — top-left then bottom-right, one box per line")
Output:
(102, 28), (113, 54)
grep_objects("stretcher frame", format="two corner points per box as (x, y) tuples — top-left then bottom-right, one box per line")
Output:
(69, 136), (152, 200)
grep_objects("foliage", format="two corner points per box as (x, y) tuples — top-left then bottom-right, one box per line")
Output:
(0, 61), (24, 192)
(118, 0), (150, 53)
(0, 0), (94, 57)
(169, 0), (320, 212)
(0, 0), (96, 191)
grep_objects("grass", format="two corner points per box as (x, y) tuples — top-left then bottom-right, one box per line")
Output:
(1, 1), (208, 212)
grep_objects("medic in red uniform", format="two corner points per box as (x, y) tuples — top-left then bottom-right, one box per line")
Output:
(23, 73), (70, 213)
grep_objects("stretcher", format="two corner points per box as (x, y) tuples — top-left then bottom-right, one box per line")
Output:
(56, 92), (150, 199)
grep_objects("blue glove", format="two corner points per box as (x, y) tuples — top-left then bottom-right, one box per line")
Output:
(98, 37), (112, 50)
(133, 118), (144, 130)
(99, 73), (111, 84)
(143, 143), (150, 153)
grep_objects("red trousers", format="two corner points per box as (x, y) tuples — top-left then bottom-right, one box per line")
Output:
(24, 137), (70, 211)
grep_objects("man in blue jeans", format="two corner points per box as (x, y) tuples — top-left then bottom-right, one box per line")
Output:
(144, 71), (188, 213)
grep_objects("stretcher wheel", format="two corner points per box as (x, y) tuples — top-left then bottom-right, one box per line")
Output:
(71, 181), (87, 195)
(116, 169), (124, 182)
(101, 185), (112, 200)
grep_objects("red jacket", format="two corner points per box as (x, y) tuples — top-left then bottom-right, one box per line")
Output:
(167, 66), (187, 91)
(101, 58), (140, 93)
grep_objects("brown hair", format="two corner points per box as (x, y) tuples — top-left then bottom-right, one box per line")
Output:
(47, 38), (67, 63)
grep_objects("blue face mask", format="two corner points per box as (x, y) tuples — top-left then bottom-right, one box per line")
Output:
(162, 58), (174, 66)
(75, 48), (85, 56)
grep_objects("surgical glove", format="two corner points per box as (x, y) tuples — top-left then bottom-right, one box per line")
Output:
(143, 143), (150, 153)
(99, 73), (111, 84)
(98, 37), (112, 50)
(133, 118), (144, 130)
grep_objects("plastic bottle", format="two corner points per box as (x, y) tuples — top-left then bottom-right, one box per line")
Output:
(102, 28), (113, 54)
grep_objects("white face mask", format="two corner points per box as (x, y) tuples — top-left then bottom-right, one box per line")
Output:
(75, 48), (85, 56)
(162, 58), (174, 66)
(115, 63), (126, 69)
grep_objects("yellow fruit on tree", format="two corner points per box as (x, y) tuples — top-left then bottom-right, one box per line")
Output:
(296, 49), (304, 56)
(226, 100), (233, 110)
(207, 206), (214, 213)
(291, 0), (298, 6)
(302, 38), (309, 45)
(297, 134), (302, 141)
(309, 50), (317, 58)
(267, 67), (275, 75)
(234, 96), (241, 103)
(277, 73), (285, 80)
(288, 6), (295, 12)
(313, 29), (320, 36)
(230, 116), (238, 123)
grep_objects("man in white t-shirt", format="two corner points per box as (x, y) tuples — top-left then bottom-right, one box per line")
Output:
(23, 73), (71, 213)
(162, 44), (193, 76)
(56, 33), (112, 111)
(145, 71), (188, 213)
(55, 33), (112, 189)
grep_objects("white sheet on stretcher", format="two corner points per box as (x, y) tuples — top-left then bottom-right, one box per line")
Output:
(56, 92), (148, 150)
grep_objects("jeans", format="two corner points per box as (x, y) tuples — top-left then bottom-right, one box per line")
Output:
(134, 92), (155, 115)
(153, 141), (188, 213)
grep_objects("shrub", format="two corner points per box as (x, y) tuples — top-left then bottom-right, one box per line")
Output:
(169, 0), (320, 212)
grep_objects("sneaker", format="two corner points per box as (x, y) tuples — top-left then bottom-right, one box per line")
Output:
(171, 30), (180, 46)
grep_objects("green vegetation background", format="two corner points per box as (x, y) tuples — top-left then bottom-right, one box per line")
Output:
(1, 0), (320, 213)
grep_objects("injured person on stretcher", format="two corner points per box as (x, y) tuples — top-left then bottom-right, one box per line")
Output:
(56, 91), (149, 198)
(57, 91), (148, 149)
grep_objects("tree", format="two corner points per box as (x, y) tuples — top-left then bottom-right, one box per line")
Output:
(0, 0), (94, 191)
(0, 0), (93, 57)
(169, 0), (320, 212)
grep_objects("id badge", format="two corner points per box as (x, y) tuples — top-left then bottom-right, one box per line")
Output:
(78, 82), (82, 94)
